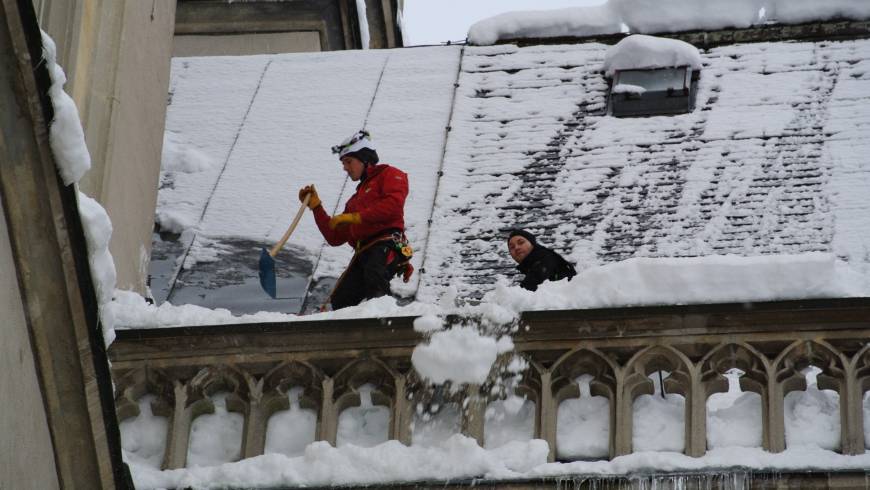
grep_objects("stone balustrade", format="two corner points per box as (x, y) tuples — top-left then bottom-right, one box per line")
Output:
(109, 298), (870, 471)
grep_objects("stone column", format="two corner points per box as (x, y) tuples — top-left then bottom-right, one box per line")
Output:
(163, 381), (192, 469)
(538, 371), (558, 462)
(613, 372), (633, 456)
(461, 385), (486, 447)
(765, 377), (786, 453)
(241, 386), (268, 459)
(318, 377), (337, 446)
(840, 369), (865, 455)
(391, 376), (413, 445)
(685, 367), (707, 457)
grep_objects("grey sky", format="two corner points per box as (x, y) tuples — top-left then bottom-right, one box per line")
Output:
(402, 0), (606, 46)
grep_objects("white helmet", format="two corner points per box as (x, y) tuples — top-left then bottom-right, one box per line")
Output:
(331, 130), (376, 158)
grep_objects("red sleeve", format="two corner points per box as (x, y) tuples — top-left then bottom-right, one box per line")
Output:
(358, 168), (408, 225)
(312, 205), (350, 246)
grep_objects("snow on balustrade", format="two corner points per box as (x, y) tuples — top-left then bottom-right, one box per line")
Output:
(706, 370), (763, 449)
(633, 371), (686, 453)
(485, 396), (536, 449)
(186, 392), (244, 468)
(264, 387), (317, 457)
(864, 393), (870, 447)
(119, 395), (169, 470)
(115, 321), (870, 488)
(784, 367), (841, 451)
(336, 384), (390, 448)
(557, 375), (610, 460)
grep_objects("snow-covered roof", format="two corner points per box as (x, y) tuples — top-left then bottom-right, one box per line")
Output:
(421, 37), (870, 301)
(157, 29), (870, 313)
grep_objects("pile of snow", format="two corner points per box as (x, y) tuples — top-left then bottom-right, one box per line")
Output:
(485, 253), (868, 312)
(603, 34), (702, 77)
(113, 252), (869, 332)
(42, 31), (117, 346)
(468, 4), (622, 46)
(131, 435), (549, 489)
(126, 432), (870, 489)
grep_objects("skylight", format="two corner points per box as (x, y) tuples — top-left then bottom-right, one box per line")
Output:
(609, 66), (697, 117)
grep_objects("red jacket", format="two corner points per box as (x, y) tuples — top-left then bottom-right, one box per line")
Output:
(313, 164), (408, 248)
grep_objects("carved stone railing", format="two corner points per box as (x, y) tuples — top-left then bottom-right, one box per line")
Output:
(109, 298), (870, 471)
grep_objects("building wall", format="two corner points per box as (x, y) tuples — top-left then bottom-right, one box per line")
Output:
(35, 0), (176, 294)
(0, 208), (59, 490)
(174, 31), (322, 57)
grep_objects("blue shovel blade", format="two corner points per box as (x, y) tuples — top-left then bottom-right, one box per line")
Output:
(258, 248), (277, 299)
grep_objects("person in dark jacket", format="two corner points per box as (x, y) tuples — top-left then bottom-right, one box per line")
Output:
(299, 130), (412, 310)
(507, 229), (576, 291)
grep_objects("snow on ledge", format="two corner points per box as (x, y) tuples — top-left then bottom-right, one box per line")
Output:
(768, 0), (870, 25)
(611, 0), (764, 35)
(488, 252), (868, 313)
(465, 0), (870, 46)
(467, 5), (622, 46)
(127, 435), (870, 489)
(42, 31), (117, 346)
(112, 252), (868, 330)
(612, 83), (646, 95)
(603, 34), (702, 77)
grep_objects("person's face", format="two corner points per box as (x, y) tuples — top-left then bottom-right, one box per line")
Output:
(508, 235), (533, 263)
(341, 155), (365, 181)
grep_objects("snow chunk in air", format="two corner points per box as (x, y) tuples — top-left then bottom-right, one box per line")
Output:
(468, 4), (622, 46)
(412, 326), (514, 386)
(603, 34), (702, 77)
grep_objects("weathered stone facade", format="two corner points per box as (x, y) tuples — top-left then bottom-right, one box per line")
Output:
(111, 299), (870, 476)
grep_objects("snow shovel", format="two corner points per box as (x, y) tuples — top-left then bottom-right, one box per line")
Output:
(259, 194), (310, 298)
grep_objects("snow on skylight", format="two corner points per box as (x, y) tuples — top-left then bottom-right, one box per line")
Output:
(602, 34), (702, 77)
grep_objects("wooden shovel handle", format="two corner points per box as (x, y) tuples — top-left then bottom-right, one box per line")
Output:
(269, 193), (310, 257)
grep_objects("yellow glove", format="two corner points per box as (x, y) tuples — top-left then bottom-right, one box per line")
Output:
(329, 212), (362, 229)
(298, 185), (321, 210)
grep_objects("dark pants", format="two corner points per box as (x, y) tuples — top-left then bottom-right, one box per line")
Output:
(330, 241), (396, 310)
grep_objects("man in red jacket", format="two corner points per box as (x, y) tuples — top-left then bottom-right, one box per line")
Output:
(298, 130), (412, 310)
